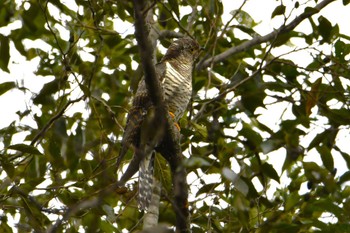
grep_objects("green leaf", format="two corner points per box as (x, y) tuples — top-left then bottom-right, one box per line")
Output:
(240, 123), (262, 149)
(33, 78), (68, 105)
(8, 143), (43, 155)
(304, 7), (320, 15)
(196, 183), (220, 197)
(326, 108), (350, 126)
(0, 218), (13, 233)
(339, 171), (350, 184)
(314, 199), (343, 218)
(271, 5), (286, 18)
(239, 75), (266, 113)
(261, 139), (283, 154)
(285, 191), (300, 211)
(318, 16), (333, 42)
(305, 77), (322, 116)
(81, 160), (92, 177)
(0, 35), (10, 72)
(185, 156), (211, 168)
(335, 39), (350, 61)
(308, 130), (328, 149)
(168, 0), (180, 18)
(102, 204), (116, 222)
(192, 122), (207, 138)
(0, 82), (16, 96)
(316, 145), (334, 172)
(1, 160), (15, 178)
(336, 149), (350, 169)
(222, 168), (249, 196)
(261, 162), (280, 182)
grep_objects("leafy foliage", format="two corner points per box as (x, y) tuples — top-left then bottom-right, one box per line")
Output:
(0, 0), (350, 232)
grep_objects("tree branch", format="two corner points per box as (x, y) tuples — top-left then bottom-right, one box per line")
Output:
(197, 0), (336, 70)
(132, 0), (190, 232)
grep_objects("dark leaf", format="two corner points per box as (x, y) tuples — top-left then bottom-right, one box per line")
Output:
(316, 145), (334, 172)
(1, 160), (15, 178)
(304, 7), (320, 15)
(308, 130), (328, 149)
(0, 35), (10, 72)
(168, 0), (180, 18)
(271, 5), (286, 18)
(318, 16), (333, 43)
(339, 171), (350, 184)
(0, 82), (16, 96)
(335, 39), (350, 61)
(81, 160), (92, 178)
(8, 143), (43, 155)
(240, 123), (263, 149)
(261, 162), (280, 182)
(33, 78), (67, 105)
(196, 183), (220, 197)
(305, 77), (322, 116)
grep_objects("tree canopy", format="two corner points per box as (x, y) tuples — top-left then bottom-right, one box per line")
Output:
(1, 0), (350, 232)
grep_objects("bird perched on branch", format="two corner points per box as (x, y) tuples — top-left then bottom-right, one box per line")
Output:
(117, 37), (200, 210)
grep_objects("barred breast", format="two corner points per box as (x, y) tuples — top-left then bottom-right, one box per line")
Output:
(163, 60), (193, 121)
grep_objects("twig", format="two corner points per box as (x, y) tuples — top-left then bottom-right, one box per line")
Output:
(30, 96), (85, 146)
(197, 0), (336, 70)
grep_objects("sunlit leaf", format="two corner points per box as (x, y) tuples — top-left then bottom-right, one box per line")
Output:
(192, 122), (207, 138)
(285, 192), (300, 211)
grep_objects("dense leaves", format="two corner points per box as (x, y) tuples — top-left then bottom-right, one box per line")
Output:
(0, 0), (350, 232)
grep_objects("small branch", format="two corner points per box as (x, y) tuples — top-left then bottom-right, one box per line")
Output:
(197, 0), (336, 70)
(30, 96), (85, 146)
(48, 195), (101, 233)
(158, 0), (192, 37)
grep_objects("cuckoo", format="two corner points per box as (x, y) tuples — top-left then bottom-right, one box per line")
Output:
(117, 37), (200, 210)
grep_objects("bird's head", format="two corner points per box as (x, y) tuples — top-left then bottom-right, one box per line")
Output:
(161, 37), (200, 63)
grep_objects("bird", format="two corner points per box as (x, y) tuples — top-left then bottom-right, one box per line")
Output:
(117, 37), (200, 210)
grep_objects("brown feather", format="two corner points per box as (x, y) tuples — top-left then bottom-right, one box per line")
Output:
(117, 37), (200, 210)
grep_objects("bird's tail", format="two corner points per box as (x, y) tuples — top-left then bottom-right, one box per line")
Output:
(138, 151), (155, 210)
